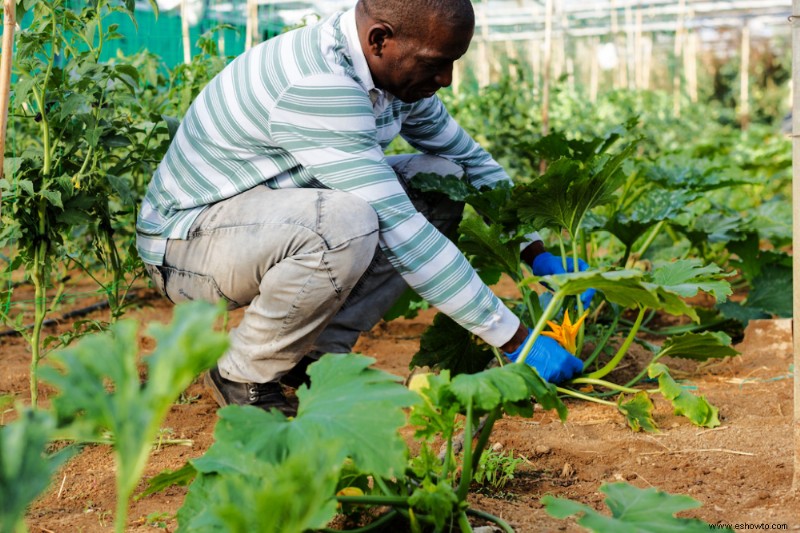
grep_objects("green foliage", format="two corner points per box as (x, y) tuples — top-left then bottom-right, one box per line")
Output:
(179, 353), (418, 532)
(648, 364), (720, 428)
(410, 313), (495, 376)
(41, 301), (228, 533)
(473, 448), (524, 490)
(649, 259), (732, 302)
(656, 331), (739, 361)
(542, 482), (726, 532)
(617, 392), (657, 433)
(0, 407), (74, 533)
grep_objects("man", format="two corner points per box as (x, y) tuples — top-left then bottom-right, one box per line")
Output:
(136, 0), (585, 416)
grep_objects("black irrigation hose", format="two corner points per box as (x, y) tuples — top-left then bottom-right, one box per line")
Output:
(0, 291), (159, 337)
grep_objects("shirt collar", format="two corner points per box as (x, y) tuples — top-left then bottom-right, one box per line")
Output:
(341, 8), (390, 109)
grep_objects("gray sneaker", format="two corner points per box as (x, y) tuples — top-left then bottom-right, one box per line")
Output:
(204, 366), (297, 417)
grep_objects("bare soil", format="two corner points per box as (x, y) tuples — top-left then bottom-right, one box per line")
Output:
(3, 276), (799, 533)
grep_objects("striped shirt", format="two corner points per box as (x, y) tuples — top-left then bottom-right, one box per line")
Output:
(136, 9), (520, 347)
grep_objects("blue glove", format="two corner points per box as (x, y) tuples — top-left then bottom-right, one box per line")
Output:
(531, 251), (596, 309)
(504, 332), (584, 384)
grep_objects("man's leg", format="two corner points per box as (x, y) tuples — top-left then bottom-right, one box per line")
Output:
(147, 185), (379, 389)
(308, 153), (465, 357)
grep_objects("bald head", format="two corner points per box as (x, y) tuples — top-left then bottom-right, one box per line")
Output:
(359, 0), (475, 37)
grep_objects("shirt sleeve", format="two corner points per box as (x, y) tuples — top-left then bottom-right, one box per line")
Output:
(269, 74), (519, 347)
(400, 96), (512, 189)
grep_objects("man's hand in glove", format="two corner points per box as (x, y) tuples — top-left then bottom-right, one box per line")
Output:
(504, 329), (583, 384)
(530, 251), (596, 309)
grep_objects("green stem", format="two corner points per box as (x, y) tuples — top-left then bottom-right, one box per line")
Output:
(634, 220), (665, 260)
(465, 508), (515, 533)
(582, 312), (620, 369)
(571, 237), (586, 354)
(470, 406), (501, 476)
(568, 377), (641, 394)
(586, 306), (646, 380)
(456, 401), (474, 501)
(335, 495), (410, 507)
(556, 386), (616, 406)
(115, 486), (129, 533)
(623, 354), (664, 388)
(516, 290), (564, 363)
(29, 237), (46, 408)
(458, 511), (473, 533)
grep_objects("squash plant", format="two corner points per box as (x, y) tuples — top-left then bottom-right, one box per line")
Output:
(409, 125), (739, 432)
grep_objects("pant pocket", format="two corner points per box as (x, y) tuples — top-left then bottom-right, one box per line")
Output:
(160, 266), (239, 309)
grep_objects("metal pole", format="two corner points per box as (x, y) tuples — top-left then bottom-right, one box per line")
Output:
(792, 0), (800, 493)
(0, 0), (16, 216)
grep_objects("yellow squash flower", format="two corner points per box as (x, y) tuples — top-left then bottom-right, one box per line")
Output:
(541, 309), (589, 355)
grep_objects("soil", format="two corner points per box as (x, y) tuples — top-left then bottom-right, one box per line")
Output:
(3, 275), (799, 533)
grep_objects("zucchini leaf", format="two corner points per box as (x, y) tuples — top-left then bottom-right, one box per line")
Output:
(617, 391), (657, 433)
(648, 363), (720, 428)
(657, 331), (739, 361)
(542, 482), (724, 532)
(650, 259), (732, 302)
(410, 312), (495, 376)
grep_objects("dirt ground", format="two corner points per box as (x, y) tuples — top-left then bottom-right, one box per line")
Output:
(2, 277), (799, 532)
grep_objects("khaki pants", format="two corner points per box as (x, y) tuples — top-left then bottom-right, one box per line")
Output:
(145, 154), (464, 383)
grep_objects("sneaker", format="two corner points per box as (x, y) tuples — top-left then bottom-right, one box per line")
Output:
(279, 355), (318, 390)
(204, 366), (297, 417)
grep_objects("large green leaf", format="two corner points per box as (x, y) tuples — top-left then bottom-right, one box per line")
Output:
(179, 354), (418, 531)
(179, 433), (342, 533)
(648, 364), (720, 428)
(657, 332), (739, 361)
(410, 312), (495, 376)
(542, 482), (724, 532)
(617, 392), (657, 433)
(450, 363), (567, 420)
(650, 259), (732, 302)
(294, 353), (419, 478)
(42, 301), (228, 520)
(0, 408), (74, 533)
(540, 269), (661, 309)
(744, 263), (792, 317)
(457, 216), (521, 281)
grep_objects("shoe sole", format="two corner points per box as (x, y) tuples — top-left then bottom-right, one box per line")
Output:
(203, 371), (229, 408)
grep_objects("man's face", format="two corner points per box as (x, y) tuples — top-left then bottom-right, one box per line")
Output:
(373, 18), (473, 103)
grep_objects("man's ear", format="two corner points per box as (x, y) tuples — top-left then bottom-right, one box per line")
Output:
(366, 22), (393, 57)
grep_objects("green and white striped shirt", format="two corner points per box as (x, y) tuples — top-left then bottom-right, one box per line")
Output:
(137, 9), (520, 347)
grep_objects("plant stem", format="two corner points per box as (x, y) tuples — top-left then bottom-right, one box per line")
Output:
(456, 401), (474, 501)
(571, 237), (586, 353)
(335, 495), (410, 507)
(556, 386), (616, 406)
(582, 312), (619, 369)
(634, 220), (665, 259)
(517, 290), (564, 362)
(29, 233), (46, 408)
(458, 511), (473, 533)
(568, 377), (641, 394)
(585, 306), (646, 380)
(470, 406), (501, 476)
(465, 508), (515, 533)
(623, 354), (664, 388)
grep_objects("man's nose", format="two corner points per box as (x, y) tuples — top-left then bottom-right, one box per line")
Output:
(434, 63), (454, 88)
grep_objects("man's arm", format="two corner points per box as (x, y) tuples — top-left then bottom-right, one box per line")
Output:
(269, 75), (520, 348)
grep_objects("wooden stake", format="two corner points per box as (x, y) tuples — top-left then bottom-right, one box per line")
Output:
(505, 40), (518, 81)
(181, 0), (191, 64)
(740, 21), (751, 129)
(0, 0), (16, 217)
(478, 0), (490, 87)
(791, 0), (800, 493)
(589, 38), (599, 102)
(635, 4), (643, 89)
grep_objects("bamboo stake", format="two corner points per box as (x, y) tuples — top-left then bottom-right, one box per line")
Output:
(635, 4), (643, 89)
(740, 21), (751, 129)
(505, 40), (518, 81)
(610, 0), (620, 88)
(792, 0), (800, 493)
(624, 4), (633, 89)
(181, 0), (191, 64)
(0, 0), (16, 217)
(685, 28), (698, 103)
